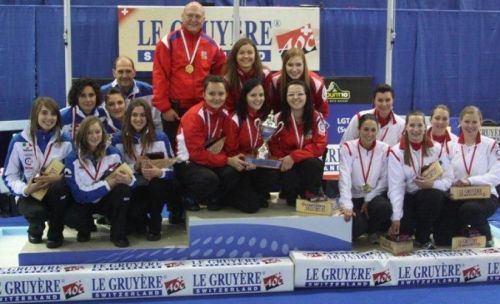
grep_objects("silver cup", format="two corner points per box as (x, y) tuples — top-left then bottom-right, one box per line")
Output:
(254, 110), (284, 160)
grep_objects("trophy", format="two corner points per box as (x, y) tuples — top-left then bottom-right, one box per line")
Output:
(245, 110), (284, 169)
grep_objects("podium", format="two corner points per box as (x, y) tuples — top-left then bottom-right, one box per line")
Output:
(18, 202), (351, 266)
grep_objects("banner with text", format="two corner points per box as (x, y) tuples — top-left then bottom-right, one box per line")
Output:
(118, 6), (320, 72)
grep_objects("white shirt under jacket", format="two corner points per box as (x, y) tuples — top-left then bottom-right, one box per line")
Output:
(339, 139), (390, 209)
(450, 134), (500, 197)
(340, 109), (405, 147)
(388, 139), (454, 221)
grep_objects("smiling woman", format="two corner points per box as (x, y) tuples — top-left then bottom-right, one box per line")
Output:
(2, 97), (73, 249)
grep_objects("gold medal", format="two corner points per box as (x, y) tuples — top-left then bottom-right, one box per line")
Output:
(185, 64), (194, 74)
(362, 184), (372, 193)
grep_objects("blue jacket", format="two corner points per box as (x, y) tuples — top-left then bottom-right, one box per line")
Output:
(64, 146), (135, 204)
(60, 105), (107, 140)
(111, 131), (175, 180)
(2, 127), (73, 196)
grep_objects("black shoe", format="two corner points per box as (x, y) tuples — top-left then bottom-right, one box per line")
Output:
(28, 234), (42, 244)
(207, 203), (224, 211)
(46, 238), (63, 249)
(260, 199), (269, 208)
(146, 232), (161, 241)
(168, 211), (185, 225)
(286, 198), (296, 207)
(77, 232), (91, 242)
(112, 237), (129, 248)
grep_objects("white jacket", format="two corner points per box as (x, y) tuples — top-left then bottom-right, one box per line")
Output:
(388, 139), (454, 221)
(339, 139), (390, 208)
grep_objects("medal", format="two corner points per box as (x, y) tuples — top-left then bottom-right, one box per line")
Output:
(185, 64), (194, 74)
(357, 141), (375, 194)
(180, 29), (201, 75)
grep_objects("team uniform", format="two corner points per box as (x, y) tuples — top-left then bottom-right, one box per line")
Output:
(224, 67), (271, 113)
(270, 111), (328, 204)
(176, 102), (238, 209)
(434, 133), (500, 245)
(153, 25), (226, 143)
(265, 71), (328, 118)
(2, 128), (73, 243)
(60, 105), (107, 140)
(339, 139), (392, 239)
(112, 131), (182, 236)
(426, 127), (458, 161)
(101, 79), (162, 133)
(64, 146), (135, 246)
(341, 109), (405, 146)
(223, 110), (279, 212)
(388, 139), (453, 245)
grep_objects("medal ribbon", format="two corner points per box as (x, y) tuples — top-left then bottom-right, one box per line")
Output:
(246, 118), (259, 150)
(409, 147), (424, 176)
(180, 29), (201, 67)
(78, 159), (102, 182)
(291, 114), (304, 149)
(357, 141), (375, 186)
(461, 145), (477, 176)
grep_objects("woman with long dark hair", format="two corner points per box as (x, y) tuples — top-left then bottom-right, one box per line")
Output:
(112, 99), (182, 241)
(270, 79), (328, 205)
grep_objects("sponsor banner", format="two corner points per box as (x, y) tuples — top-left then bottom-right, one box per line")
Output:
(291, 250), (393, 287)
(0, 258), (293, 302)
(481, 126), (500, 144)
(325, 77), (373, 105)
(118, 6), (319, 71)
(391, 249), (500, 286)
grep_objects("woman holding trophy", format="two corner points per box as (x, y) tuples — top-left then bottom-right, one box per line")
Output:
(224, 78), (279, 212)
(338, 114), (392, 243)
(3, 97), (73, 249)
(270, 80), (328, 206)
(388, 111), (453, 249)
(112, 99), (183, 241)
(435, 106), (500, 247)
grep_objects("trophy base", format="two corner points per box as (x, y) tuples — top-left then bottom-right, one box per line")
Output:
(451, 235), (486, 250)
(244, 156), (282, 169)
(379, 235), (414, 256)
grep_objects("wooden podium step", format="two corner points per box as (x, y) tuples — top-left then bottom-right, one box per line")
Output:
(18, 202), (351, 266)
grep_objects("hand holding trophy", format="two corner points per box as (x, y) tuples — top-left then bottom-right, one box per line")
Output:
(245, 110), (284, 169)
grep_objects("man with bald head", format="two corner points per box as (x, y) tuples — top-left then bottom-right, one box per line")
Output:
(152, 1), (226, 144)
(101, 56), (162, 132)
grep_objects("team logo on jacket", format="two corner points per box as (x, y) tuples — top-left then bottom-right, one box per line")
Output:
(263, 273), (284, 290)
(201, 50), (208, 60)
(63, 280), (85, 299)
(372, 270), (392, 286)
(463, 265), (481, 282)
(164, 277), (185, 295)
(275, 24), (317, 55)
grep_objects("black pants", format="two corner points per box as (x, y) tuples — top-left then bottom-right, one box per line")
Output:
(65, 184), (130, 241)
(351, 195), (392, 239)
(175, 162), (240, 207)
(434, 195), (498, 245)
(227, 168), (279, 213)
(161, 101), (188, 147)
(129, 178), (182, 234)
(17, 180), (69, 240)
(280, 158), (324, 201)
(399, 188), (446, 244)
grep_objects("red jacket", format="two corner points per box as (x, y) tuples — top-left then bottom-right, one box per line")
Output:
(176, 101), (229, 167)
(269, 111), (327, 163)
(152, 26), (226, 112)
(265, 71), (328, 118)
(224, 67), (271, 113)
(223, 110), (265, 156)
